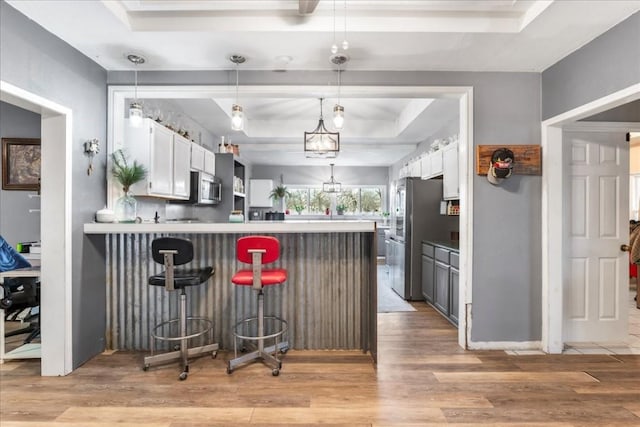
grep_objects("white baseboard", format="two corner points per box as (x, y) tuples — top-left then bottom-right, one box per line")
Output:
(467, 340), (542, 351)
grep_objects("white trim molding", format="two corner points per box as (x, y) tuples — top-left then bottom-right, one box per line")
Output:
(0, 80), (74, 375)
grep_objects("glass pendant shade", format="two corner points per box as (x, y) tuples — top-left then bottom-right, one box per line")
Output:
(305, 98), (340, 158)
(231, 104), (244, 131)
(333, 104), (344, 130)
(129, 102), (144, 127)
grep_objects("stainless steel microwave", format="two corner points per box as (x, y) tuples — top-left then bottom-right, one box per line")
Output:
(192, 171), (221, 204)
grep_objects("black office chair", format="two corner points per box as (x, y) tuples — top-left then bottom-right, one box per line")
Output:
(1, 276), (40, 343)
(144, 237), (218, 380)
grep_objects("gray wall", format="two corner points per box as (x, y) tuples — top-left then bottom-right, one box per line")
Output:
(1, 1), (108, 368)
(581, 99), (640, 122)
(109, 69), (542, 343)
(542, 11), (640, 121)
(0, 101), (41, 248)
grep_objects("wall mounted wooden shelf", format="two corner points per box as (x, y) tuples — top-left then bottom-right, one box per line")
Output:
(476, 145), (541, 175)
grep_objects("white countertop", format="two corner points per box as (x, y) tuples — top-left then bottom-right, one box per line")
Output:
(84, 220), (377, 234)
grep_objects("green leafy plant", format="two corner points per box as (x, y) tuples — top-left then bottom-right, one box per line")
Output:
(336, 203), (347, 214)
(111, 149), (147, 193)
(269, 185), (290, 201)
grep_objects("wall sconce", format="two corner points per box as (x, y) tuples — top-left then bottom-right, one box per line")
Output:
(83, 138), (100, 175)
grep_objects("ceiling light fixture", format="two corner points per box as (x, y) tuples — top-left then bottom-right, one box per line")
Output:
(323, 163), (342, 193)
(331, 0), (338, 54)
(127, 53), (145, 127)
(229, 55), (246, 131)
(342, 0), (349, 51)
(304, 98), (340, 158)
(331, 54), (349, 130)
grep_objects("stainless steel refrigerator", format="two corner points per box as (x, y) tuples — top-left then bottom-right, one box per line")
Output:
(388, 178), (458, 300)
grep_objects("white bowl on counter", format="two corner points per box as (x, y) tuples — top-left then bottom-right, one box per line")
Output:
(96, 208), (116, 223)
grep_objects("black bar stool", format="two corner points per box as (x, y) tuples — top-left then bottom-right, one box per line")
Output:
(144, 237), (218, 380)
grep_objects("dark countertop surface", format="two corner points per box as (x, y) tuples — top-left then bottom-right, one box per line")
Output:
(422, 240), (459, 252)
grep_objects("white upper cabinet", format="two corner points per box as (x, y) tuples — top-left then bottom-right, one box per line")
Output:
(442, 142), (459, 200)
(190, 142), (215, 176)
(124, 118), (190, 200)
(420, 155), (431, 179)
(191, 143), (205, 171)
(430, 150), (443, 177)
(173, 134), (192, 198)
(204, 150), (215, 176)
(408, 158), (421, 177)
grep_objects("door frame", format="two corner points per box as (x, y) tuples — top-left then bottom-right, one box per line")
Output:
(541, 83), (640, 353)
(0, 80), (73, 375)
(108, 84), (474, 349)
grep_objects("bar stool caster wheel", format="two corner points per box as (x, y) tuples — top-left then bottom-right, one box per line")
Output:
(212, 351), (217, 359)
(272, 368), (280, 376)
(179, 371), (188, 381)
(226, 363), (233, 375)
(143, 364), (150, 371)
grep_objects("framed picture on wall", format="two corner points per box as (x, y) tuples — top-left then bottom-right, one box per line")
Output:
(1, 138), (41, 191)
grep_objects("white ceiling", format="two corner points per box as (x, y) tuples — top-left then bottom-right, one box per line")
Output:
(7, 0), (640, 166)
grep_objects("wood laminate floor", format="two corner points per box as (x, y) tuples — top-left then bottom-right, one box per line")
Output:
(2, 303), (640, 426)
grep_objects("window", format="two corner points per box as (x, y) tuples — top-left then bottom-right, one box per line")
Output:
(285, 185), (385, 215)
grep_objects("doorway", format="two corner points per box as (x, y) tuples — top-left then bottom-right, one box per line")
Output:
(542, 83), (640, 353)
(0, 80), (73, 375)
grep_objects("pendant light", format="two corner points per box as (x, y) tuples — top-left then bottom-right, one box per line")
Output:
(330, 54), (349, 130)
(323, 163), (342, 193)
(304, 98), (340, 158)
(127, 54), (145, 127)
(229, 55), (246, 131)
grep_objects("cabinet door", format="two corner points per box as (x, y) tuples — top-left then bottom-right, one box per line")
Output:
(449, 267), (459, 326)
(204, 150), (215, 175)
(191, 143), (205, 171)
(434, 260), (449, 315)
(172, 134), (191, 199)
(420, 155), (431, 179)
(430, 150), (443, 177)
(443, 142), (459, 200)
(421, 254), (435, 303)
(149, 123), (174, 196)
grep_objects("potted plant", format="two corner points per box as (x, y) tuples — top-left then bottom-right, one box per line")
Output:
(269, 185), (290, 212)
(336, 203), (346, 215)
(111, 149), (147, 222)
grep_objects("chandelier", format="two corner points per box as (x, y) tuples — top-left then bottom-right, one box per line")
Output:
(322, 163), (342, 193)
(304, 98), (340, 158)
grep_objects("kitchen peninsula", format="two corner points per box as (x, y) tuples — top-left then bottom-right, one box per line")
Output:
(84, 221), (377, 359)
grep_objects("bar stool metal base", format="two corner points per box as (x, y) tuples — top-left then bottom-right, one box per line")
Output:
(227, 290), (288, 376)
(143, 291), (218, 380)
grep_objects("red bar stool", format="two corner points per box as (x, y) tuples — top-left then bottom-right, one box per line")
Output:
(227, 235), (289, 376)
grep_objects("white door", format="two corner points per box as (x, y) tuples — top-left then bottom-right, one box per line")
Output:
(563, 130), (629, 342)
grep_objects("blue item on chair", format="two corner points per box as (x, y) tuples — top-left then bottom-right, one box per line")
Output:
(0, 236), (31, 272)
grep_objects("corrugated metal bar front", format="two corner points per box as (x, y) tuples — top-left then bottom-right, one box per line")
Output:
(105, 232), (374, 351)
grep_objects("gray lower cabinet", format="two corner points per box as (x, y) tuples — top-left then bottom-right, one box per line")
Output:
(434, 260), (450, 315)
(422, 242), (459, 327)
(421, 254), (434, 302)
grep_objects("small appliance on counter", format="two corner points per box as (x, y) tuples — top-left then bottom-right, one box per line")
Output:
(264, 211), (285, 221)
(248, 209), (262, 221)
